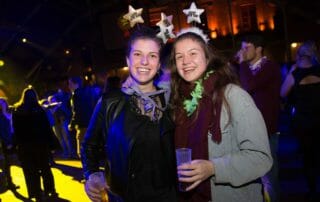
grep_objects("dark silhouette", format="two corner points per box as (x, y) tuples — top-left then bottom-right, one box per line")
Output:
(12, 87), (58, 201)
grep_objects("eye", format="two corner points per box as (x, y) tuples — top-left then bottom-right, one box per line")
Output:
(133, 52), (141, 57)
(150, 54), (158, 59)
(191, 52), (197, 56)
(175, 54), (183, 60)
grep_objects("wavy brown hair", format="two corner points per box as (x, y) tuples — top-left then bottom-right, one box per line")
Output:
(168, 32), (239, 123)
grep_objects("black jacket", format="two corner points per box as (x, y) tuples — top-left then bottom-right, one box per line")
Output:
(81, 90), (177, 201)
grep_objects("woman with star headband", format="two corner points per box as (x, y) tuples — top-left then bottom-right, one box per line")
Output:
(168, 27), (272, 202)
(81, 26), (177, 202)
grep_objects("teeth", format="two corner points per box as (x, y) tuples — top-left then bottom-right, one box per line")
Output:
(138, 68), (150, 72)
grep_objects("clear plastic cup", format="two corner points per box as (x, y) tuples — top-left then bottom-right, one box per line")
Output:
(176, 148), (192, 192)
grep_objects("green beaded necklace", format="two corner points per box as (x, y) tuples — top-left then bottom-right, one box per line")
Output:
(183, 70), (214, 116)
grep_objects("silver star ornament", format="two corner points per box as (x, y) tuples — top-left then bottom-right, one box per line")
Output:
(183, 2), (204, 24)
(123, 5), (144, 28)
(156, 12), (175, 43)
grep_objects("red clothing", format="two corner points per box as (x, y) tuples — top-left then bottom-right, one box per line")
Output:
(239, 59), (281, 135)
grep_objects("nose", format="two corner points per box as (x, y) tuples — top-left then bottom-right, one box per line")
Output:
(182, 55), (190, 64)
(141, 55), (148, 65)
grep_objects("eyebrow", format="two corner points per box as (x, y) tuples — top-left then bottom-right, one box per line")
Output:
(132, 50), (159, 55)
(175, 48), (200, 55)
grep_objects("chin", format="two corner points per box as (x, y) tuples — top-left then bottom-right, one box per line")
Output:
(182, 74), (198, 82)
(137, 79), (154, 85)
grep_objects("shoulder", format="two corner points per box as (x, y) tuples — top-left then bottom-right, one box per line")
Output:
(101, 89), (126, 110)
(223, 84), (257, 115)
(265, 58), (279, 66)
(102, 89), (125, 101)
(224, 84), (255, 106)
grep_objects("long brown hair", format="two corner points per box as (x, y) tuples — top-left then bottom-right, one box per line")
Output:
(169, 32), (239, 123)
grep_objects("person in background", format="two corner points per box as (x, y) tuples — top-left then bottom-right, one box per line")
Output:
(168, 27), (272, 202)
(281, 41), (320, 201)
(236, 34), (281, 202)
(55, 89), (76, 158)
(12, 87), (58, 201)
(47, 94), (74, 158)
(0, 97), (18, 190)
(68, 76), (100, 158)
(81, 26), (177, 202)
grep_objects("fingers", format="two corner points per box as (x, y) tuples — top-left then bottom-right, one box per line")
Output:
(186, 180), (202, 191)
(85, 181), (104, 202)
(177, 159), (215, 185)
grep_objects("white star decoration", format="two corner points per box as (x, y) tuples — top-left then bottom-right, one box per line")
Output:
(156, 12), (175, 43)
(183, 2), (204, 24)
(123, 5), (144, 28)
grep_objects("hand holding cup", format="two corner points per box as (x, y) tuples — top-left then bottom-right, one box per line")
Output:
(176, 148), (192, 192)
(85, 172), (108, 202)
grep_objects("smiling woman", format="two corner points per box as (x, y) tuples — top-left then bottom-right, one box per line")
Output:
(81, 26), (178, 202)
(169, 27), (272, 202)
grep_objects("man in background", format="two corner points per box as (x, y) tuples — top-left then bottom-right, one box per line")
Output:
(237, 35), (281, 202)
(68, 76), (100, 158)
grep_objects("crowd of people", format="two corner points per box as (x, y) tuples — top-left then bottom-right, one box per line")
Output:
(1, 25), (319, 202)
(0, 76), (102, 201)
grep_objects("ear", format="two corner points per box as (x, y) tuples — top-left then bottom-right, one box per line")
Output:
(126, 57), (130, 67)
(256, 46), (263, 55)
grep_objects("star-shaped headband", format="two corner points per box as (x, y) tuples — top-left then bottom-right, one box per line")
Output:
(177, 27), (209, 43)
(123, 5), (144, 28)
(183, 2), (204, 24)
(122, 2), (207, 44)
(156, 12), (176, 43)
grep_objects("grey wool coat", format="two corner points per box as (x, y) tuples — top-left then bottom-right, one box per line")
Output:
(209, 84), (272, 202)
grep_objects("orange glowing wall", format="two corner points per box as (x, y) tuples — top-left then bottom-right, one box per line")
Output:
(255, 0), (276, 30)
(148, 0), (277, 37)
(188, 0), (276, 36)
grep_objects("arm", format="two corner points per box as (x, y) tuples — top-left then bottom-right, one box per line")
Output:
(178, 85), (272, 189)
(280, 64), (296, 98)
(212, 85), (272, 186)
(81, 98), (105, 180)
(68, 95), (76, 131)
(81, 98), (107, 201)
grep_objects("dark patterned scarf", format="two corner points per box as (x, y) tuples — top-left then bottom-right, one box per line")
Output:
(174, 72), (222, 201)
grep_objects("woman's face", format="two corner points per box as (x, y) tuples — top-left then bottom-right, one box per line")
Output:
(126, 39), (160, 87)
(174, 38), (207, 82)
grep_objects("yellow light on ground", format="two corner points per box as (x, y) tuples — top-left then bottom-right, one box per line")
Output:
(0, 59), (4, 67)
(0, 160), (91, 202)
(21, 38), (27, 43)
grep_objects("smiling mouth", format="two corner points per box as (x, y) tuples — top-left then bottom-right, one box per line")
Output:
(138, 67), (151, 73)
(183, 67), (195, 74)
